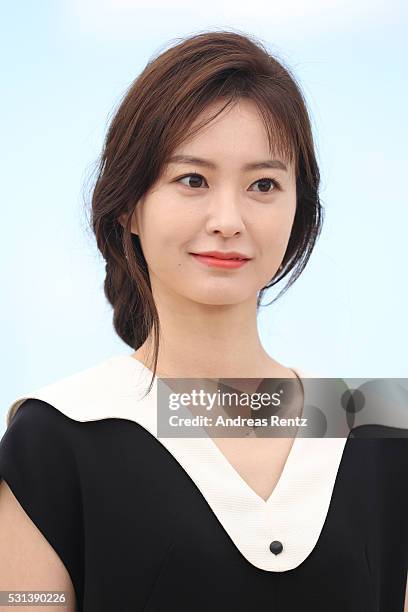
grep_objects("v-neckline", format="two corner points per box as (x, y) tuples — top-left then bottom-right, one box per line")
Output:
(114, 354), (349, 571)
(123, 353), (305, 507)
(204, 431), (302, 506)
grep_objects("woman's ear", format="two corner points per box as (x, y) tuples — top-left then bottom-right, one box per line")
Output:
(118, 213), (127, 228)
(118, 212), (139, 235)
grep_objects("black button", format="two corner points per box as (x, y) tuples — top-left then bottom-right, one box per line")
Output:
(269, 540), (283, 555)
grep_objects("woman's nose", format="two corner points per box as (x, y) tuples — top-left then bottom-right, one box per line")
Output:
(205, 192), (246, 237)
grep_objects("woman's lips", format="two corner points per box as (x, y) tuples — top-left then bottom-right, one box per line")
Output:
(190, 254), (250, 269)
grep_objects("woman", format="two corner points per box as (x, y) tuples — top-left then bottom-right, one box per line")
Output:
(0, 30), (407, 612)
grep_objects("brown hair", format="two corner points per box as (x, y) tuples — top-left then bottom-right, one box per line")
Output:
(88, 29), (323, 395)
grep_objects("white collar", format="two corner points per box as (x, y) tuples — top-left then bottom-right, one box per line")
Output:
(6, 353), (349, 572)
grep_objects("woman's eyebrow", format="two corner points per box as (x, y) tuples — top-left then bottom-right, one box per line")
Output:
(167, 155), (287, 172)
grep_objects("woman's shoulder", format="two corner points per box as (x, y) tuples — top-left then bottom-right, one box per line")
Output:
(5, 353), (153, 429)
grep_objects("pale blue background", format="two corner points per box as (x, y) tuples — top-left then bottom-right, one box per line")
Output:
(1, 1), (407, 435)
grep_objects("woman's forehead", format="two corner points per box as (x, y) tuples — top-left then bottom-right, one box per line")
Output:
(168, 103), (295, 170)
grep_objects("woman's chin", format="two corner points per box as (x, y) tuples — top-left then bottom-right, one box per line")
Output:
(186, 291), (254, 307)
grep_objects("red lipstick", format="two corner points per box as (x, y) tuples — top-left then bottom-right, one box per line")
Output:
(190, 251), (251, 269)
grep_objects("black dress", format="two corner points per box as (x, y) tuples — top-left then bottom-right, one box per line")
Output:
(0, 354), (407, 611)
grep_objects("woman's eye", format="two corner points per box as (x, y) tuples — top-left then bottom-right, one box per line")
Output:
(176, 173), (208, 189)
(250, 178), (280, 193)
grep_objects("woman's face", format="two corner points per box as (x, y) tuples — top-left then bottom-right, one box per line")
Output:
(126, 98), (297, 306)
